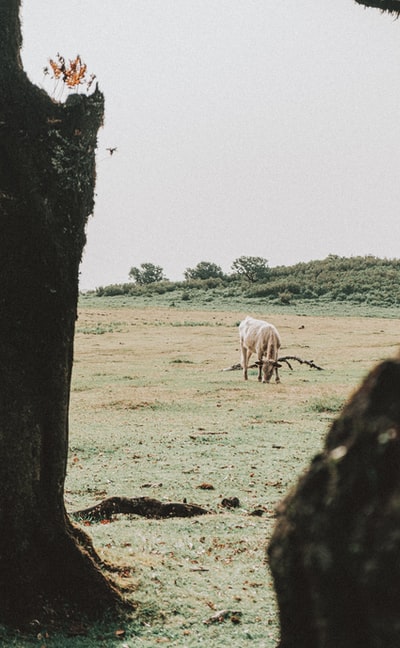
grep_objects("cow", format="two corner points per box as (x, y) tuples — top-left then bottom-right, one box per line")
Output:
(238, 316), (281, 383)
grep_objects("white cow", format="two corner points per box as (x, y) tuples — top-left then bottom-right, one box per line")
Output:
(239, 316), (281, 383)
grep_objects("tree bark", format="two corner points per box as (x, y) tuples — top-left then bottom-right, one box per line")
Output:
(0, 0), (125, 624)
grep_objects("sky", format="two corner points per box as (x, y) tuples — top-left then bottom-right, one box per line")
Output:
(20, 0), (400, 289)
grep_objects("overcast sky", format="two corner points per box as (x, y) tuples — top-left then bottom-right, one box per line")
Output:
(21, 1), (400, 288)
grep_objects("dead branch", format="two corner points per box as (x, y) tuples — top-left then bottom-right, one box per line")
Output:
(223, 362), (255, 372)
(278, 355), (324, 371)
(72, 496), (211, 522)
(223, 356), (324, 372)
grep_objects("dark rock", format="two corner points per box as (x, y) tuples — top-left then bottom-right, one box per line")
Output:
(268, 359), (400, 648)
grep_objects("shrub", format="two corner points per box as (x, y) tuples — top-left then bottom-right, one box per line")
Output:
(278, 291), (293, 305)
(95, 283), (132, 296)
(231, 255), (269, 283)
(184, 261), (225, 281)
(129, 262), (167, 284)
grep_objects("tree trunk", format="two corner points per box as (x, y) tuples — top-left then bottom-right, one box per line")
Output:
(0, 0), (124, 624)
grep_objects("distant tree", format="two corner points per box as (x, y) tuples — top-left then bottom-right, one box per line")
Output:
(129, 262), (167, 284)
(184, 261), (224, 281)
(231, 256), (270, 283)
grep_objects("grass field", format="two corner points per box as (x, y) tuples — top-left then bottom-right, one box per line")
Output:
(2, 298), (400, 647)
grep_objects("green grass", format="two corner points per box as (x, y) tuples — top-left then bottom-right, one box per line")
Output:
(2, 300), (400, 646)
(79, 290), (400, 319)
(308, 395), (345, 414)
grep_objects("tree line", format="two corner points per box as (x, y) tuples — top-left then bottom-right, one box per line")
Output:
(95, 255), (400, 307)
(128, 256), (270, 285)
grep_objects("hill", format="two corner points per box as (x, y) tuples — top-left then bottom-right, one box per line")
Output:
(250, 255), (400, 306)
(94, 255), (400, 309)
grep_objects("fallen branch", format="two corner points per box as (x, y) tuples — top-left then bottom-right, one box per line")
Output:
(223, 356), (324, 372)
(278, 355), (324, 371)
(72, 496), (211, 522)
(223, 362), (253, 372)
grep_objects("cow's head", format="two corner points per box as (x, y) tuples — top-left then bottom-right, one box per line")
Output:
(256, 359), (281, 383)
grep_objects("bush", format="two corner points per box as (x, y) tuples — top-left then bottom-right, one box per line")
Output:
(95, 283), (134, 296)
(129, 262), (168, 284)
(278, 291), (293, 305)
(184, 261), (225, 281)
(231, 255), (269, 283)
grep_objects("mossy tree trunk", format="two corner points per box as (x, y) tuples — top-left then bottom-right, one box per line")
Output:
(0, 0), (124, 624)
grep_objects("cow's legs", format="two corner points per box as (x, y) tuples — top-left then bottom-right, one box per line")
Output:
(241, 344), (249, 380)
(258, 355), (263, 382)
